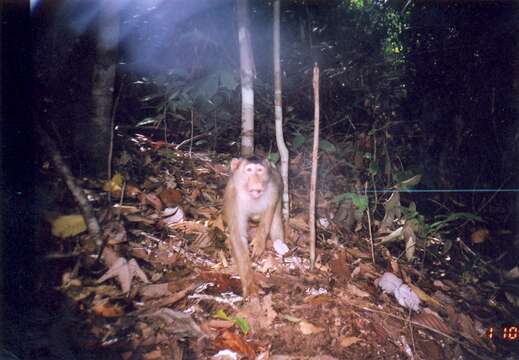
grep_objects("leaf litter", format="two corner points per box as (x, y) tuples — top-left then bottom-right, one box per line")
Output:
(32, 134), (519, 359)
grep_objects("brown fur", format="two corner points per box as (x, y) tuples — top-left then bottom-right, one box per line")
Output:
(223, 157), (284, 296)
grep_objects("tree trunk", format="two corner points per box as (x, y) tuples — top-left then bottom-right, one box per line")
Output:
(87, 3), (119, 177)
(273, 0), (290, 225)
(236, 0), (255, 157)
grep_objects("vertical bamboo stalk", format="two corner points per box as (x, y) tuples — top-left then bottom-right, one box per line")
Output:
(309, 64), (320, 267)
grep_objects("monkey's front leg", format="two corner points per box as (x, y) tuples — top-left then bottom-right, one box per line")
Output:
(229, 220), (256, 296)
(251, 206), (276, 258)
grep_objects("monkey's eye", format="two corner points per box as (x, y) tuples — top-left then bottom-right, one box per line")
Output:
(256, 166), (264, 174)
(245, 165), (255, 173)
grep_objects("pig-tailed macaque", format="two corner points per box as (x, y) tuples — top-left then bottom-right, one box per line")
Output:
(223, 156), (284, 296)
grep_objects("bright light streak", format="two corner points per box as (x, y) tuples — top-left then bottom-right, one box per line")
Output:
(31, 0), (40, 12)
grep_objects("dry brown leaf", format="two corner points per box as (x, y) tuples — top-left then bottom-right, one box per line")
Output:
(125, 184), (142, 198)
(200, 272), (239, 293)
(346, 247), (371, 259)
(189, 188), (201, 202)
(505, 291), (519, 306)
(125, 214), (157, 225)
(389, 257), (400, 274)
(171, 220), (208, 233)
(359, 262), (379, 275)
(97, 257), (150, 293)
(142, 308), (205, 338)
(432, 280), (451, 291)
(414, 312), (452, 335)
(104, 221), (128, 245)
(470, 228), (490, 244)
(347, 283), (371, 298)
(139, 283), (172, 299)
(239, 294), (277, 331)
(304, 294), (334, 304)
(330, 250), (350, 285)
(112, 205), (140, 216)
(158, 188), (182, 207)
(339, 336), (362, 348)
(289, 215), (310, 231)
(154, 283), (199, 308)
(215, 330), (256, 359)
(207, 319), (235, 329)
(408, 283), (443, 308)
(213, 214), (225, 232)
(456, 313), (481, 345)
(140, 193), (163, 210)
(121, 351), (133, 360)
(92, 300), (124, 318)
(192, 232), (211, 248)
(503, 266), (519, 280)
(143, 350), (162, 360)
(299, 320), (325, 335)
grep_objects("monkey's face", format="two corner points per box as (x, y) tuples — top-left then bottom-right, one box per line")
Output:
(231, 158), (270, 200)
(243, 162), (268, 199)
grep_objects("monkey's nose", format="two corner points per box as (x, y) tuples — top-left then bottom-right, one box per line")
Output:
(250, 189), (263, 199)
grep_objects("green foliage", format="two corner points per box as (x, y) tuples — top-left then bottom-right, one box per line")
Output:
(429, 213), (483, 233)
(290, 133), (336, 154)
(269, 152), (280, 164)
(291, 133), (306, 150)
(335, 192), (369, 212)
(213, 309), (250, 335)
(368, 158), (379, 177)
(319, 139), (336, 153)
(402, 205), (426, 230)
(135, 68), (239, 136)
(402, 207), (483, 238)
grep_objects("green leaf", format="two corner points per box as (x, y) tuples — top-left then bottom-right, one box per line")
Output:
(219, 70), (239, 90)
(232, 316), (250, 335)
(212, 310), (250, 335)
(334, 192), (351, 205)
(51, 214), (87, 239)
(351, 194), (368, 212)
(292, 133), (306, 150)
(269, 152), (280, 164)
(398, 174), (422, 189)
(368, 160), (379, 176)
(197, 73), (219, 99)
(213, 309), (231, 321)
(157, 148), (176, 158)
(429, 212), (483, 233)
(334, 192), (368, 212)
(319, 139), (336, 153)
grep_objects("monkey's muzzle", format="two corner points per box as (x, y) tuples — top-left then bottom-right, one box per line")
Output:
(249, 190), (263, 199)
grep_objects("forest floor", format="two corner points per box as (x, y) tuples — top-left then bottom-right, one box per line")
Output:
(8, 132), (519, 360)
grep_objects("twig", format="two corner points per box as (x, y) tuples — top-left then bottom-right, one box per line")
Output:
(36, 123), (102, 249)
(309, 63), (320, 268)
(273, 0), (291, 229)
(365, 181), (375, 264)
(107, 80), (124, 204)
(189, 109), (194, 157)
(175, 131), (212, 150)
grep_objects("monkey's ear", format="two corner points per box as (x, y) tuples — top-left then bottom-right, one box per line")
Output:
(230, 158), (241, 172)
